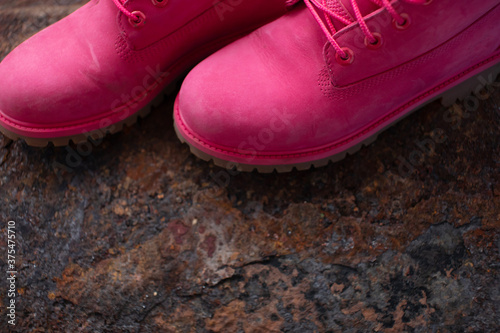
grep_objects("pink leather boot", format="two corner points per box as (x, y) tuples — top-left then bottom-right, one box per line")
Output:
(0, 0), (295, 146)
(174, 0), (500, 172)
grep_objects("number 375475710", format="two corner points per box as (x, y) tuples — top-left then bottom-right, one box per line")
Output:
(7, 221), (16, 259)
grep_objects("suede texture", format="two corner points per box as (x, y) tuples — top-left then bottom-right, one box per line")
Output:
(175, 0), (500, 165)
(0, 0), (289, 138)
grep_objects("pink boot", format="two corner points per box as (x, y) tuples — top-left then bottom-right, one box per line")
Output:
(174, 0), (500, 172)
(0, 0), (295, 146)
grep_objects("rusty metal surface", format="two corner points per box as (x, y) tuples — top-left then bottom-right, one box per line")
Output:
(0, 1), (499, 332)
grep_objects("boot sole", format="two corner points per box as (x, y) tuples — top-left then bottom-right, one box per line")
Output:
(174, 55), (500, 173)
(0, 82), (174, 147)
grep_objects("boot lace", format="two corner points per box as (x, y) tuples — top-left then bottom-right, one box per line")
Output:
(113, 0), (139, 22)
(304, 0), (428, 61)
(112, 0), (168, 26)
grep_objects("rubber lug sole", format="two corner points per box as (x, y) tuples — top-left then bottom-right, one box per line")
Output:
(0, 79), (179, 148)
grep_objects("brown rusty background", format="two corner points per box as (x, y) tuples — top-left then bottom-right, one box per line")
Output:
(0, 1), (499, 332)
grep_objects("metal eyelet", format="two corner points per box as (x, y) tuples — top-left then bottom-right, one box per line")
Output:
(393, 13), (411, 30)
(152, 0), (168, 8)
(129, 11), (146, 28)
(364, 33), (383, 50)
(335, 47), (354, 66)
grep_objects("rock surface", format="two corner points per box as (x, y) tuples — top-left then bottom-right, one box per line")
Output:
(0, 1), (499, 332)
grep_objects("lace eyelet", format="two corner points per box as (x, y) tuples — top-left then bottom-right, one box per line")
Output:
(364, 33), (383, 50)
(393, 13), (411, 30)
(152, 0), (168, 8)
(335, 47), (354, 66)
(129, 11), (146, 28)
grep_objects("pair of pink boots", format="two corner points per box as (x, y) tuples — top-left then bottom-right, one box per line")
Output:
(1, 0), (499, 172)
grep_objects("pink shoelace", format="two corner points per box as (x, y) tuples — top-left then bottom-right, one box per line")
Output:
(304, 0), (427, 60)
(112, 0), (168, 25)
(112, 0), (138, 22)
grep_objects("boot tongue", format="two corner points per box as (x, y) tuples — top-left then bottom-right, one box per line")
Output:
(339, 0), (380, 17)
(325, 0), (381, 31)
